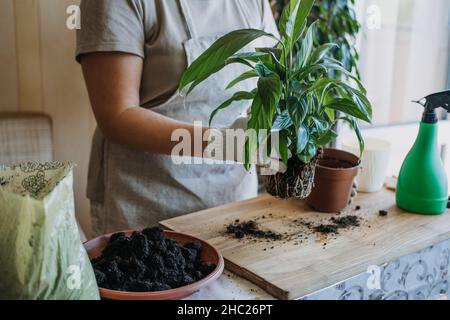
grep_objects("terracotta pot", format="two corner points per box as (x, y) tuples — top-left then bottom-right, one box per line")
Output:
(306, 148), (360, 213)
(84, 230), (224, 300)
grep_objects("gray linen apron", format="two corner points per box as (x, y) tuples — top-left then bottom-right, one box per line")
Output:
(88, 0), (273, 236)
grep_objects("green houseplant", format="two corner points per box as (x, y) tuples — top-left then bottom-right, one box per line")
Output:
(273, 0), (361, 79)
(179, 0), (372, 199)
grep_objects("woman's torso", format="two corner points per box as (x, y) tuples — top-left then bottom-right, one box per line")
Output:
(78, 0), (278, 236)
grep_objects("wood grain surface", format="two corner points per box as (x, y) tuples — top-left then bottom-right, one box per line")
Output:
(160, 189), (450, 300)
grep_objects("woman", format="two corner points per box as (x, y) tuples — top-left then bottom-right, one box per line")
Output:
(77, 0), (279, 236)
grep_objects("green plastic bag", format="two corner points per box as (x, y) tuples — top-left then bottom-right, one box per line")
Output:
(0, 162), (99, 300)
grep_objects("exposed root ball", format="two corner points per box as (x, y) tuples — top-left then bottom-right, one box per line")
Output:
(264, 151), (322, 199)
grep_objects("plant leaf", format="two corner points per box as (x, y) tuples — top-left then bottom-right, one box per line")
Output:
(229, 51), (271, 63)
(315, 129), (338, 146)
(296, 22), (316, 69)
(272, 110), (293, 130)
(296, 124), (309, 154)
(279, 130), (289, 166)
(288, 0), (316, 44)
(257, 74), (282, 127)
(287, 96), (307, 129)
(341, 116), (365, 156)
(209, 91), (255, 126)
(299, 142), (317, 162)
(324, 98), (371, 123)
(226, 70), (258, 90)
(256, 47), (283, 61)
(179, 29), (277, 94)
(309, 43), (339, 64)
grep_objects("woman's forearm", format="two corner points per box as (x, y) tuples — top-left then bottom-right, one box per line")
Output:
(80, 52), (207, 157)
(102, 106), (207, 156)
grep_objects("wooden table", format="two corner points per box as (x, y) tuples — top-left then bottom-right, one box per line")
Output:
(161, 189), (450, 300)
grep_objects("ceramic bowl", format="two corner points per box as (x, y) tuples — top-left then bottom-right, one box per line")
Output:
(84, 230), (224, 300)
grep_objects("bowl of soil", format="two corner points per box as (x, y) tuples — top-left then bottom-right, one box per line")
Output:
(305, 148), (361, 213)
(84, 227), (224, 300)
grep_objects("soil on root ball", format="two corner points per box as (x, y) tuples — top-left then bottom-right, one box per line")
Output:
(91, 227), (216, 292)
(264, 150), (323, 199)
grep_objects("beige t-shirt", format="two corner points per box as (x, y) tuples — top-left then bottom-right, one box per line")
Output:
(76, 0), (278, 108)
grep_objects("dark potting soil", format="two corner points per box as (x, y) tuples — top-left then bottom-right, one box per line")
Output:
(226, 220), (282, 241)
(313, 224), (339, 234)
(91, 227), (216, 292)
(379, 210), (388, 217)
(330, 215), (361, 228)
(319, 157), (355, 169)
(312, 215), (361, 235)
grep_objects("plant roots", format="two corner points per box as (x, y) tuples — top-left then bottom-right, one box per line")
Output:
(264, 149), (323, 199)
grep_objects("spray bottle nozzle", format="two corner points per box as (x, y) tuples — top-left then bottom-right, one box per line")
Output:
(413, 90), (450, 123)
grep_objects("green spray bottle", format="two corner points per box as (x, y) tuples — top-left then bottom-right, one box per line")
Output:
(397, 90), (450, 215)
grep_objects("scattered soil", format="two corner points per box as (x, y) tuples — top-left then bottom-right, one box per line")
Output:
(226, 220), (282, 241)
(91, 227), (216, 292)
(379, 210), (388, 217)
(301, 215), (362, 236)
(330, 215), (361, 228)
(313, 224), (339, 234)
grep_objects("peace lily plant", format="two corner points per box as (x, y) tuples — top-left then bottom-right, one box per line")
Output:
(179, 0), (372, 199)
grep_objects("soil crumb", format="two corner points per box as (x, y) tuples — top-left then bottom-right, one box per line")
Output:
(313, 224), (339, 234)
(379, 210), (388, 217)
(91, 227), (216, 292)
(330, 215), (361, 228)
(226, 220), (282, 241)
(304, 215), (362, 236)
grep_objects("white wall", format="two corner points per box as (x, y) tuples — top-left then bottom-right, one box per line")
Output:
(0, 0), (96, 237)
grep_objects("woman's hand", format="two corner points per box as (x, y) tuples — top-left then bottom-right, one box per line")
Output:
(80, 52), (207, 157)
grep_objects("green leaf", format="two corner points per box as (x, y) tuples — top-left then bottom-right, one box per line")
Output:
(272, 110), (293, 130)
(248, 92), (270, 130)
(311, 116), (330, 135)
(315, 129), (338, 146)
(179, 29), (277, 94)
(309, 43), (339, 64)
(229, 52), (271, 63)
(244, 129), (258, 170)
(209, 91), (255, 126)
(226, 70), (258, 90)
(341, 116), (365, 156)
(299, 142), (317, 163)
(324, 107), (336, 122)
(283, 0), (315, 45)
(279, 131), (290, 166)
(296, 124), (309, 154)
(256, 47), (283, 61)
(287, 96), (307, 129)
(324, 98), (371, 123)
(296, 22), (316, 69)
(257, 74), (282, 126)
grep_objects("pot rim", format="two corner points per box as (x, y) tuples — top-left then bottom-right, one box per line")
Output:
(316, 148), (361, 172)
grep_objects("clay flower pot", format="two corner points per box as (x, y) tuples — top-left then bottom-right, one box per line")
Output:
(306, 148), (361, 213)
(84, 230), (224, 300)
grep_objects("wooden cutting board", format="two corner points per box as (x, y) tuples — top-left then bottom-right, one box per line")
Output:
(160, 189), (450, 300)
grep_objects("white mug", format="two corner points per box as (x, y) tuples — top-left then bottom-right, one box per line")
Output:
(343, 138), (392, 193)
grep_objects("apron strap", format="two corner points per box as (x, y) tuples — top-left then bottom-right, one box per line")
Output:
(178, 0), (257, 39)
(179, 0), (196, 38)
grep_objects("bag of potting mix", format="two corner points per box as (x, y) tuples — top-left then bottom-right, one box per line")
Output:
(0, 162), (99, 300)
